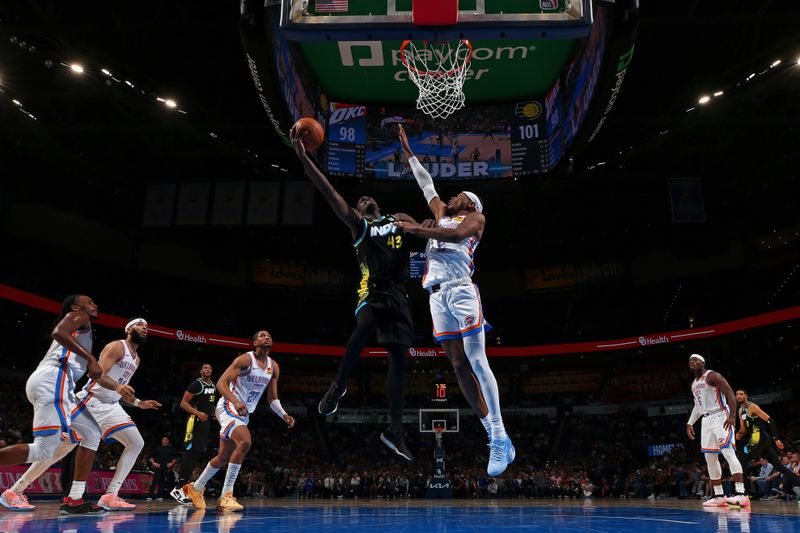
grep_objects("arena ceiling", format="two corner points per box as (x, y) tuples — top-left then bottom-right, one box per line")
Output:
(0, 0), (798, 261)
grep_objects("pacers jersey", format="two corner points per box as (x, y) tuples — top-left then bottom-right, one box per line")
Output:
(739, 401), (762, 447)
(353, 215), (408, 307)
(691, 370), (730, 416)
(422, 215), (479, 290)
(37, 325), (93, 382)
(225, 352), (272, 414)
(82, 340), (139, 403)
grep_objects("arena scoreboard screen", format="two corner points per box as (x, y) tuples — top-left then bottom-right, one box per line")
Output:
(241, 0), (638, 179)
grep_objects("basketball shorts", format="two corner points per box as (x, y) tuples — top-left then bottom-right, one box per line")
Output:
(701, 411), (735, 453)
(75, 391), (138, 444)
(26, 366), (89, 444)
(182, 414), (211, 453)
(216, 398), (249, 441)
(356, 283), (414, 347)
(429, 282), (491, 343)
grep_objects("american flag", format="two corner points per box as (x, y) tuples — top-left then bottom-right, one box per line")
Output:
(315, 0), (349, 13)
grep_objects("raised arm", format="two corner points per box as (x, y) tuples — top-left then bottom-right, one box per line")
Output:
(399, 125), (447, 219)
(216, 353), (253, 416)
(291, 127), (362, 238)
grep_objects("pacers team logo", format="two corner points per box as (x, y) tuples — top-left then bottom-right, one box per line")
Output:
(515, 101), (542, 120)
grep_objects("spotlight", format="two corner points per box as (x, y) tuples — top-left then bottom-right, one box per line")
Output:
(101, 68), (111, 76)
(698, 95), (710, 104)
(770, 59), (781, 68)
(69, 64), (84, 74)
(165, 99), (177, 108)
(713, 91), (723, 97)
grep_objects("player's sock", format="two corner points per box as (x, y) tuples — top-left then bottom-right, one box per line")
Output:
(735, 482), (745, 494)
(480, 415), (492, 439)
(69, 481), (86, 500)
(13, 441), (75, 493)
(193, 463), (220, 491)
(713, 484), (724, 496)
(489, 415), (507, 440)
(463, 332), (506, 440)
(222, 463), (242, 495)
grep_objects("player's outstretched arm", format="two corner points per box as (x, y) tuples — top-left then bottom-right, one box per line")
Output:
(399, 125), (447, 218)
(292, 127), (361, 238)
(398, 211), (484, 243)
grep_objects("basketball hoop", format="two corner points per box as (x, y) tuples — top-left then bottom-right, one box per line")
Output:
(400, 40), (473, 120)
(433, 424), (446, 440)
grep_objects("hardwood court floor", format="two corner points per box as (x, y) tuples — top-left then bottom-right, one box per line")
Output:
(2, 497), (798, 532)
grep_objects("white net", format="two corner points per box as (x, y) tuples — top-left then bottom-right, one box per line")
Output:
(401, 40), (472, 120)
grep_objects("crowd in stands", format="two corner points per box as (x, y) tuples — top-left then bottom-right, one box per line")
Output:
(2, 367), (799, 502)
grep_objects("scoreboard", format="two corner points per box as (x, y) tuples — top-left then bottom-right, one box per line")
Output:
(326, 104), (367, 176)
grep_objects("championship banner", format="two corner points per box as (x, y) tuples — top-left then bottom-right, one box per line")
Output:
(1, 283), (798, 358)
(0, 466), (152, 495)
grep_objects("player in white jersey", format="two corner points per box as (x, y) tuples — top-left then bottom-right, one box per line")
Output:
(396, 125), (514, 477)
(0, 294), (104, 515)
(3, 317), (162, 512)
(183, 330), (295, 512)
(686, 354), (749, 508)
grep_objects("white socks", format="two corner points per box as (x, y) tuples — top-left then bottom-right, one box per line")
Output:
(222, 463), (242, 495)
(69, 480), (86, 500)
(713, 484), (724, 496)
(479, 415), (492, 438)
(106, 428), (145, 496)
(193, 463), (220, 491)
(735, 482), (745, 494)
(463, 331), (506, 440)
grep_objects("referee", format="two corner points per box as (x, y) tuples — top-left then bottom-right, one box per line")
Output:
(170, 363), (216, 504)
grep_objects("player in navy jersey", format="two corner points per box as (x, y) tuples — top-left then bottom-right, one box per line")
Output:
(292, 127), (415, 462)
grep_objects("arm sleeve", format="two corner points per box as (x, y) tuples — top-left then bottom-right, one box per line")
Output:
(687, 404), (701, 426)
(186, 380), (201, 395)
(408, 156), (439, 204)
(765, 418), (780, 439)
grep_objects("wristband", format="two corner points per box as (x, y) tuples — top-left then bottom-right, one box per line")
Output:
(270, 399), (287, 419)
(134, 399), (141, 407)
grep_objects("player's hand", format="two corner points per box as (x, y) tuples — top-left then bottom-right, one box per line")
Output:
(686, 424), (695, 440)
(116, 384), (135, 397)
(775, 439), (784, 450)
(284, 414), (296, 428)
(152, 462), (161, 468)
(138, 400), (162, 410)
(87, 360), (102, 380)
(724, 414), (736, 430)
(398, 124), (412, 155)
(233, 399), (248, 416)
(290, 126), (307, 157)
(197, 412), (209, 423)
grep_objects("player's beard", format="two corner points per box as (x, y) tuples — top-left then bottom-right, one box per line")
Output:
(131, 331), (148, 345)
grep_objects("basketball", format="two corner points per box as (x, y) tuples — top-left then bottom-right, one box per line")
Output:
(293, 117), (325, 151)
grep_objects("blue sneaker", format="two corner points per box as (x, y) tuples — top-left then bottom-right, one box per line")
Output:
(487, 437), (509, 477)
(506, 436), (516, 465)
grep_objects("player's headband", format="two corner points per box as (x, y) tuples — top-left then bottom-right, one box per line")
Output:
(462, 191), (483, 213)
(689, 353), (705, 363)
(125, 318), (148, 332)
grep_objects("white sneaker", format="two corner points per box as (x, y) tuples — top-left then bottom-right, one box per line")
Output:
(703, 496), (728, 507)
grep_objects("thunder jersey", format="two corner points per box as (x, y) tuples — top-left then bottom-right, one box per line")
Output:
(37, 325), (93, 382)
(422, 215), (479, 290)
(82, 340), (139, 403)
(353, 215), (408, 307)
(691, 370), (730, 416)
(225, 352), (273, 414)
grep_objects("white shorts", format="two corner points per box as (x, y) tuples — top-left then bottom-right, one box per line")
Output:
(25, 366), (100, 447)
(216, 399), (249, 440)
(75, 391), (137, 444)
(429, 282), (491, 343)
(701, 411), (735, 453)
